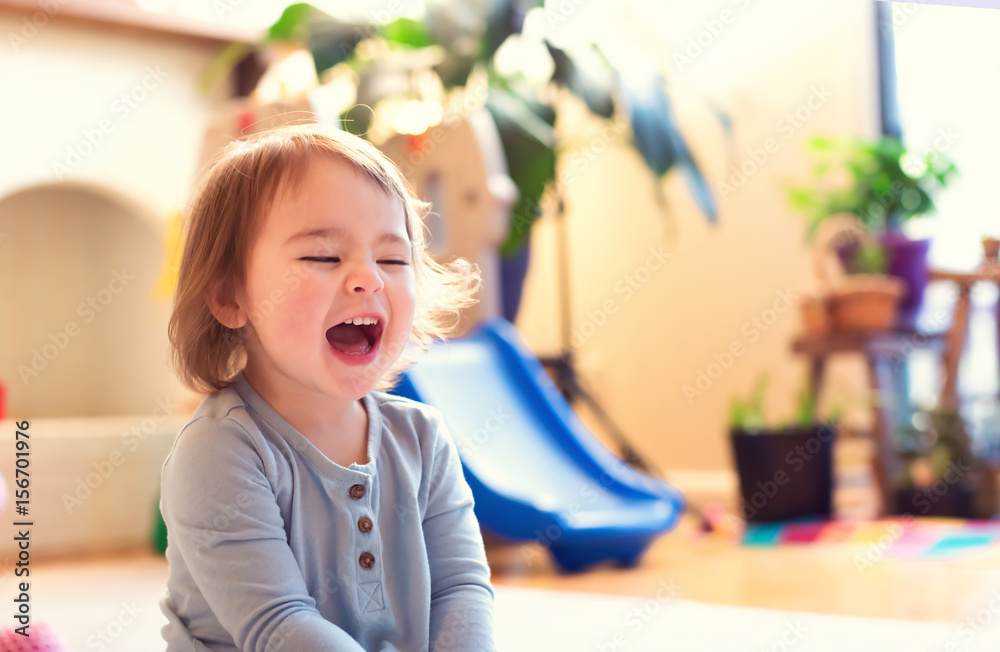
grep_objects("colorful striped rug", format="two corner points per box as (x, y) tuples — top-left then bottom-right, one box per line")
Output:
(742, 518), (1000, 561)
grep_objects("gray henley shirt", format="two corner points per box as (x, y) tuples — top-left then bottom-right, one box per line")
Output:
(158, 369), (497, 651)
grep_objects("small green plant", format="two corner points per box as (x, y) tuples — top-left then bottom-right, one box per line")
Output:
(731, 373), (841, 432)
(788, 134), (957, 240)
(848, 243), (887, 274)
(793, 383), (816, 429)
(729, 374), (769, 431)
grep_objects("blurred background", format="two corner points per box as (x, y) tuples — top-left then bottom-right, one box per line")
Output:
(2, 0), (1000, 649)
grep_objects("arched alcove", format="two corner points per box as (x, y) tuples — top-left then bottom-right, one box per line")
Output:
(0, 183), (174, 417)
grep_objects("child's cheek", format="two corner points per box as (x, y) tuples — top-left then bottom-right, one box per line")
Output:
(284, 279), (329, 326)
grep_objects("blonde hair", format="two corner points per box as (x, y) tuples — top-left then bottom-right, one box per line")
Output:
(168, 122), (480, 395)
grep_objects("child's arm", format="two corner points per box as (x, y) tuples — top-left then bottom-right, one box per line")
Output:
(160, 416), (368, 652)
(422, 413), (498, 652)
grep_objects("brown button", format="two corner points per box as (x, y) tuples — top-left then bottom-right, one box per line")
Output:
(359, 551), (375, 569)
(349, 484), (365, 500)
(358, 516), (373, 534)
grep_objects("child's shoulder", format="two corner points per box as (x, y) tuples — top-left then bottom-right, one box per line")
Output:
(169, 383), (266, 459)
(369, 390), (444, 426)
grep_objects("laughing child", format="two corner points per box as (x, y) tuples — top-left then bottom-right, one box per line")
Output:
(159, 122), (496, 651)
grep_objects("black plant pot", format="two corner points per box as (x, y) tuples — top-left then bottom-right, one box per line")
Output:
(730, 425), (836, 523)
(893, 484), (974, 518)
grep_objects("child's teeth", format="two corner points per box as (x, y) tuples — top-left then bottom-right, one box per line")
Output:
(344, 317), (379, 325)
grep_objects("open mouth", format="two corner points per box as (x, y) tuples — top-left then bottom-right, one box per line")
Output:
(326, 317), (384, 357)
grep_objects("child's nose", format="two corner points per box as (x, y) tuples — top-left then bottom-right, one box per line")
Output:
(346, 262), (384, 294)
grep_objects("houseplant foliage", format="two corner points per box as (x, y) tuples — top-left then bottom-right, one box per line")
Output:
(788, 134), (957, 326)
(894, 407), (997, 518)
(789, 134), (957, 239)
(206, 0), (728, 262)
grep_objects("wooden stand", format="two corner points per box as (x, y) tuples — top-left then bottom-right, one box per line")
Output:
(792, 328), (947, 515)
(930, 263), (1000, 408)
(792, 263), (1000, 515)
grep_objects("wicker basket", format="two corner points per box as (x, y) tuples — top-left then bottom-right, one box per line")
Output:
(828, 274), (906, 331)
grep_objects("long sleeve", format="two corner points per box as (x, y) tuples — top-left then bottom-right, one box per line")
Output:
(422, 414), (497, 652)
(160, 416), (368, 652)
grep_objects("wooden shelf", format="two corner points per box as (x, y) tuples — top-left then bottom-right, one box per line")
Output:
(0, 0), (260, 45)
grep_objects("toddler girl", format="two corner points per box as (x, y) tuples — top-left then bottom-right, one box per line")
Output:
(159, 122), (496, 651)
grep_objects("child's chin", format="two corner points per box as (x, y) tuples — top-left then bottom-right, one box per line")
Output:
(334, 375), (379, 399)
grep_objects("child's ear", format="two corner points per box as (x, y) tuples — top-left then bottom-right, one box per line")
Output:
(206, 278), (248, 330)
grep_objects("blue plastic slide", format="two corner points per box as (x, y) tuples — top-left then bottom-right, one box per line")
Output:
(391, 318), (685, 571)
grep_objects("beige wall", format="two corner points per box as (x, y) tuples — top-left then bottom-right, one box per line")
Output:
(515, 0), (879, 470)
(0, 1), (880, 463)
(0, 9), (226, 415)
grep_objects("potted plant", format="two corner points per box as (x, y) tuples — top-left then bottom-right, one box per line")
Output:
(729, 375), (837, 523)
(203, 2), (729, 322)
(789, 134), (957, 327)
(893, 406), (996, 518)
(803, 212), (906, 332)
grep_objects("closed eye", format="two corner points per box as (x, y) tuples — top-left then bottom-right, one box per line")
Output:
(301, 257), (339, 263)
(378, 260), (409, 265)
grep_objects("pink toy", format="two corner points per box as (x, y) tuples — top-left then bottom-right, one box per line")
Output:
(0, 622), (70, 651)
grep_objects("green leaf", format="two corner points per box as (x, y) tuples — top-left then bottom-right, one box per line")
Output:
(381, 17), (433, 49)
(848, 244), (887, 274)
(731, 372), (769, 429)
(308, 20), (366, 76)
(808, 135), (835, 151)
(266, 2), (314, 42)
(811, 161), (831, 178)
(485, 88), (557, 257)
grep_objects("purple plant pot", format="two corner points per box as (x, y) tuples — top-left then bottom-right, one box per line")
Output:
(880, 231), (930, 328)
